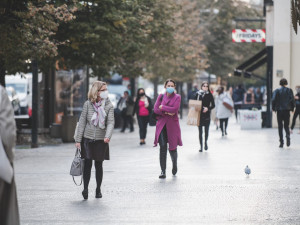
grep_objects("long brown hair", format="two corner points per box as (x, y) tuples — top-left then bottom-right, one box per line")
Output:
(164, 79), (176, 88)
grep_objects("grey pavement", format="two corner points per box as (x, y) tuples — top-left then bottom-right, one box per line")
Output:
(15, 117), (300, 225)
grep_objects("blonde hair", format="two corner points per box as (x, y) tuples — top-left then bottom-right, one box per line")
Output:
(88, 81), (107, 103)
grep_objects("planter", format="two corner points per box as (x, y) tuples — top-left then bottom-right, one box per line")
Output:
(61, 115), (78, 142)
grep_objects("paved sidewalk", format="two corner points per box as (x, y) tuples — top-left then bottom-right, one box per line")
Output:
(15, 118), (300, 225)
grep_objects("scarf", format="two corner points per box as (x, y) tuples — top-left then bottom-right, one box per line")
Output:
(91, 100), (107, 129)
(197, 90), (209, 97)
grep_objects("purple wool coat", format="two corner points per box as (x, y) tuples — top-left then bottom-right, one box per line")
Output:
(153, 93), (183, 150)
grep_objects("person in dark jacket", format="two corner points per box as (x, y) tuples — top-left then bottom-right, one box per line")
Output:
(133, 88), (153, 145)
(194, 82), (215, 152)
(117, 91), (134, 132)
(232, 84), (245, 121)
(291, 86), (300, 133)
(272, 78), (295, 148)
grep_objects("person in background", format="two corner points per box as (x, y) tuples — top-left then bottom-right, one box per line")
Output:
(255, 88), (264, 105)
(232, 84), (245, 121)
(194, 82), (215, 152)
(272, 78), (295, 148)
(127, 84), (132, 97)
(154, 79), (182, 179)
(244, 88), (255, 105)
(215, 86), (233, 137)
(117, 91), (134, 132)
(291, 86), (300, 134)
(188, 84), (198, 100)
(0, 85), (20, 225)
(75, 81), (114, 199)
(133, 88), (153, 145)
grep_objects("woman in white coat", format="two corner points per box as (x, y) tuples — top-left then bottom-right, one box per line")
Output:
(215, 86), (233, 137)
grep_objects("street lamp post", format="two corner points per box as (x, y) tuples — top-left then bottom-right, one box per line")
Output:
(31, 59), (38, 148)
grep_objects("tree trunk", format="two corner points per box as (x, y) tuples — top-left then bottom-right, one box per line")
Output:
(0, 58), (6, 87)
(153, 77), (159, 101)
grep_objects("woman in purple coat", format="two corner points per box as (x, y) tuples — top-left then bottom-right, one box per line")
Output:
(154, 79), (183, 179)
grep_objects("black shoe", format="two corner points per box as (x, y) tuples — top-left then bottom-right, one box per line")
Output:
(222, 133), (224, 137)
(287, 138), (290, 147)
(95, 189), (102, 198)
(172, 165), (177, 176)
(82, 189), (88, 200)
(120, 130), (125, 133)
(159, 171), (166, 179)
(225, 131), (227, 135)
(199, 146), (203, 152)
(279, 142), (284, 148)
(204, 143), (208, 151)
(140, 141), (143, 145)
(130, 129), (134, 133)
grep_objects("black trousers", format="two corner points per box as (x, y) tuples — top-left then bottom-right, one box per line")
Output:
(234, 104), (242, 120)
(158, 126), (177, 172)
(291, 107), (300, 130)
(198, 124), (210, 147)
(121, 113), (133, 131)
(277, 110), (290, 142)
(219, 118), (228, 134)
(83, 159), (103, 191)
(137, 116), (149, 139)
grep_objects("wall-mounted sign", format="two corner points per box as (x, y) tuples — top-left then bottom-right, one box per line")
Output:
(232, 29), (266, 43)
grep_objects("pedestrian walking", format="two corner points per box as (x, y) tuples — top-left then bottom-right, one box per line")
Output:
(133, 88), (153, 145)
(291, 86), (300, 134)
(232, 84), (245, 121)
(272, 78), (295, 148)
(244, 88), (255, 105)
(75, 81), (114, 199)
(117, 91), (134, 132)
(255, 88), (264, 105)
(153, 79), (182, 179)
(215, 86), (233, 137)
(0, 85), (20, 225)
(193, 82), (215, 152)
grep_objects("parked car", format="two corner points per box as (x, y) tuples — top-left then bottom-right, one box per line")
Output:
(6, 87), (21, 115)
(5, 74), (32, 115)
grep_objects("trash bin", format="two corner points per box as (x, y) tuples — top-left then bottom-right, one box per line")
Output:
(61, 115), (78, 142)
(239, 110), (262, 129)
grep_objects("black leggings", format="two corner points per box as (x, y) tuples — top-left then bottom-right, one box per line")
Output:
(277, 110), (290, 142)
(198, 124), (210, 146)
(158, 126), (177, 172)
(83, 159), (103, 191)
(291, 107), (300, 130)
(219, 118), (228, 134)
(137, 116), (149, 139)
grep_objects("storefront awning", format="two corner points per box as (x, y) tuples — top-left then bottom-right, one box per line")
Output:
(234, 47), (267, 80)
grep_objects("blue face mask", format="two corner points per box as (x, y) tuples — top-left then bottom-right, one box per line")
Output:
(166, 87), (174, 94)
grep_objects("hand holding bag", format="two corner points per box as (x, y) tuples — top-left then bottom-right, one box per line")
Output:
(70, 148), (84, 186)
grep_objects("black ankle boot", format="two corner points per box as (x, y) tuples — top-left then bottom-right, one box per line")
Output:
(204, 142), (208, 150)
(82, 189), (88, 200)
(279, 142), (284, 148)
(159, 171), (166, 179)
(95, 189), (102, 198)
(287, 138), (290, 147)
(199, 146), (203, 152)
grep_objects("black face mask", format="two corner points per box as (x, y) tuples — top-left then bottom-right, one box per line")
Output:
(139, 93), (145, 97)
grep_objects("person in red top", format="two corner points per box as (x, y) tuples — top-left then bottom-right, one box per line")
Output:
(133, 88), (153, 145)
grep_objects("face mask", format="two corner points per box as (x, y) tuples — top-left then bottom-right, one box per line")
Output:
(166, 87), (174, 94)
(139, 92), (145, 97)
(100, 90), (108, 99)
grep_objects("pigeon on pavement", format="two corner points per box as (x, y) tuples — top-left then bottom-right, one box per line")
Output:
(244, 165), (251, 175)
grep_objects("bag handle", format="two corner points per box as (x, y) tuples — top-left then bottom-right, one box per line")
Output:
(72, 176), (83, 186)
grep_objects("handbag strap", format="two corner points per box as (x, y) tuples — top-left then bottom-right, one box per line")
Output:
(72, 176), (83, 186)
